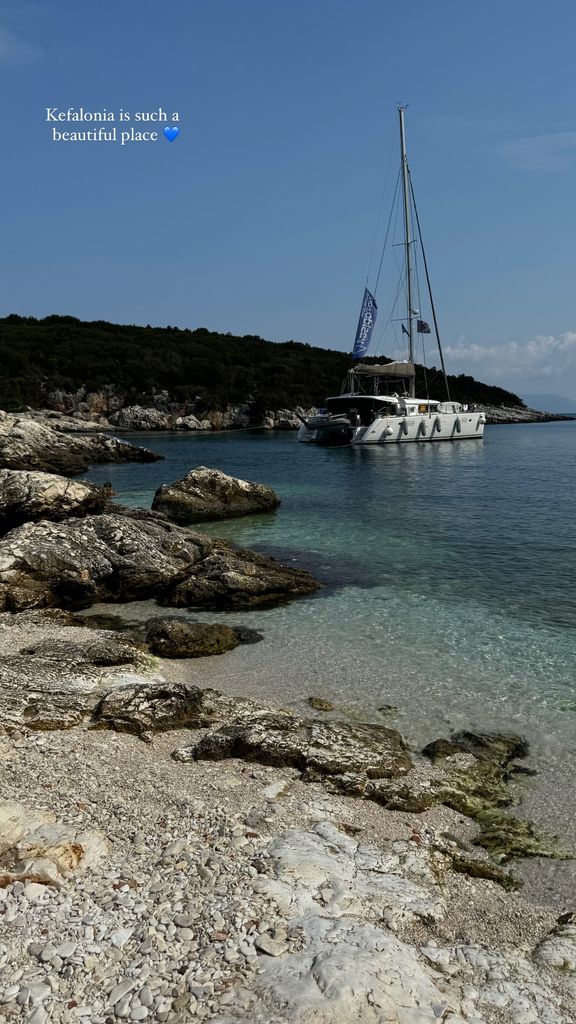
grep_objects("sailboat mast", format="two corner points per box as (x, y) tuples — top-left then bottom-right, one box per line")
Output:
(399, 106), (415, 397)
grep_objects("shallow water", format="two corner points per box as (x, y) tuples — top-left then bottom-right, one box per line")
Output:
(86, 423), (576, 893)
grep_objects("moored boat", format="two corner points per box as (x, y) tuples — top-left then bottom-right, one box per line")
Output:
(298, 108), (486, 446)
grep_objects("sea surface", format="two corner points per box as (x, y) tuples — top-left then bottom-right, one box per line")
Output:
(86, 423), (576, 900)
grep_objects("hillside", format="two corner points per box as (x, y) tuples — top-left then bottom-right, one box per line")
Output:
(0, 314), (524, 415)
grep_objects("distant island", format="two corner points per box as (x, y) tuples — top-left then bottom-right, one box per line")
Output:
(0, 315), (529, 423)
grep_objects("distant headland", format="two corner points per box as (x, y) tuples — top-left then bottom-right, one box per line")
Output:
(0, 314), (572, 428)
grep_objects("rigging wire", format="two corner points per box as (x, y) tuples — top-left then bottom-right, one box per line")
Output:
(364, 136), (397, 286)
(408, 170), (451, 400)
(373, 169), (401, 295)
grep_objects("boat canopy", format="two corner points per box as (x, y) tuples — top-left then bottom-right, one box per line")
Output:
(326, 394), (399, 405)
(353, 361), (415, 378)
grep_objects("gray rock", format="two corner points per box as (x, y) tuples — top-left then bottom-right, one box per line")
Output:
(0, 411), (161, 475)
(166, 538), (319, 610)
(145, 619), (239, 658)
(94, 682), (258, 737)
(152, 466), (280, 524)
(0, 512), (317, 613)
(0, 612), (147, 732)
(0, 469), (106, 535)
(188, 711), (412, 780)
(255, 934), (289, 957)
(109, 406), (172, 431)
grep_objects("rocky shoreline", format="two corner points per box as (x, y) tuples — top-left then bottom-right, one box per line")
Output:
(9, 402), (574, 435)
(1, 421), (575, 1022)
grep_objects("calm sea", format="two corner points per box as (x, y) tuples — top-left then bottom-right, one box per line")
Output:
(85, 423), (576, 894)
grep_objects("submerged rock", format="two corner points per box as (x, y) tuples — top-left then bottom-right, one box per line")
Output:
(0, 468), (106, 534)
(307, 696), (335, 712)
(0, 411), (161, 475)
(145, 618), (239, 657)
(423, 730), (568, 862)
(152, 465), (280, 523)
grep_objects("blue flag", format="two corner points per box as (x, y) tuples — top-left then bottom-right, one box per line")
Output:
(352, 289), (378, 360)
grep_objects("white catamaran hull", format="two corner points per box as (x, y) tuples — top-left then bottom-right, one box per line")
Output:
(298, 410), (485, 445)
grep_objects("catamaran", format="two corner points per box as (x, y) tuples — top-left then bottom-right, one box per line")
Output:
(298, 107), (485, 446)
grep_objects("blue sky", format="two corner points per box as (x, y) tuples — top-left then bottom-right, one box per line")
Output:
(2, 0), (576, 398)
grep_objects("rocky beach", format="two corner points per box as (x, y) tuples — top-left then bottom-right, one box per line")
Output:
(1, 414), (575, 1024)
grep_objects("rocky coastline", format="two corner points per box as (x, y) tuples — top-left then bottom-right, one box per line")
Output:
(11, 398), (574, 435)
(1, 421), (575, 1023)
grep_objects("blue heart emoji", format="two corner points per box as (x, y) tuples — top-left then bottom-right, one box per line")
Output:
(164, 126), (179, 142)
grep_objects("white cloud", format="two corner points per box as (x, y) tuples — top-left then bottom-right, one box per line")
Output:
(498, 132), (576, 171)
(0, 25), (41, 65)
(445, 332), (576, 381)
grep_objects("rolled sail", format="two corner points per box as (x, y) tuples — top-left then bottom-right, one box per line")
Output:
(352, 288), (377, 360)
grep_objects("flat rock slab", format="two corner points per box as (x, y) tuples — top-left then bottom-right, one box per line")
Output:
(216, 820), (574, 1024)
(152, 466), (280, 523)
(176, 711), (413, 779)
(0, 610), (152, 732)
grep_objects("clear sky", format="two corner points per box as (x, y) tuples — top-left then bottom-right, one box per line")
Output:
(2, 0), (576, 399)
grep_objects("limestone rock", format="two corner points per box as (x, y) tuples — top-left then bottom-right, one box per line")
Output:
(0, 512), (317, 613)
(109, 406), (172, 430)
(0, 513), (213, 611)
(0, 411), (161, 475)
(0, 800), (27, 855)
(152, 466), (280, 523)
(0, 810), (109, 889)
(0, 610), (149, 732)
(145, 618), (239, 658)
(166, 538), (319, 609)
(94, 681), (258, 736)
(535, 913), (576, 991)
(187, 711), (412, 779)
(175, 414), (209, 431)
(0, 468), (106, 534)
(234, 821), (574, 1023)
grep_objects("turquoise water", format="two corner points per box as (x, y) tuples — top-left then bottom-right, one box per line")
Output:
(86, 424), (576, 860)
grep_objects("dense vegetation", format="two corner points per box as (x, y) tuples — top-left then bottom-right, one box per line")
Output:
(0, 314), (524, 414)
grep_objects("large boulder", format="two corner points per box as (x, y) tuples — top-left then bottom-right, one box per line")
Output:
(0, 411), (161, 475)
(165, 538), (319, 609)
(0, 513), (212, 611)
(109, 405), (172, 430)
(152, 466), (280, 523)
(145, 618), (239, 657)
(175, 414), (211, 431)
(0, 468), (106, 534)
(0, 511), (318, 612)
(178, 711), (413, 780)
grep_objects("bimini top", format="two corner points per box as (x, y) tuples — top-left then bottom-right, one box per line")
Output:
(327, 391), (399, 403)
(353, 361), (416, 378)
